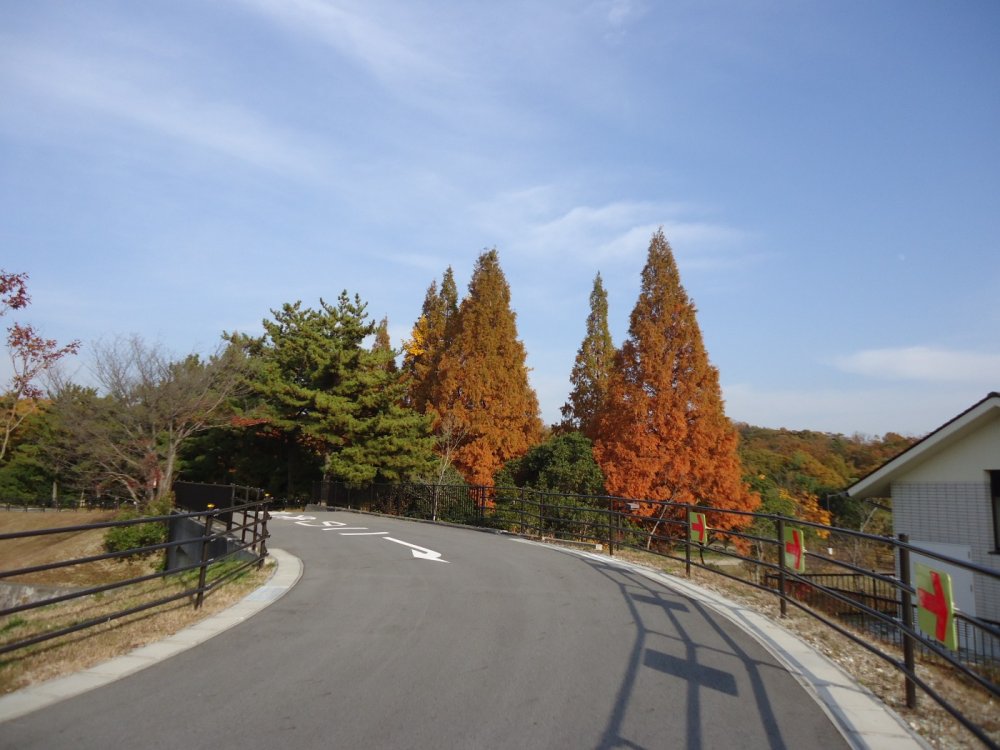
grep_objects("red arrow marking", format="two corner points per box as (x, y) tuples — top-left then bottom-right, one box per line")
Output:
(918, 571), (950, 641)
(691, 515), (706, 542)
(785, 530), (803, 570)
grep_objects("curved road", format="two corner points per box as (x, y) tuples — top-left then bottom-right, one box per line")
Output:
(3, 512), (849, 749)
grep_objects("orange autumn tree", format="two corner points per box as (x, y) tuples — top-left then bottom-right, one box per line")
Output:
(560, 272), (615, 441)
(402, 268), (459, 413)
(593, 229), (758, 547)
(433, 249), (543, 485)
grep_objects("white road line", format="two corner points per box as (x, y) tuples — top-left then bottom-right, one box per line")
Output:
(321, 527), (370, 531)
(383, 536), (450, 563)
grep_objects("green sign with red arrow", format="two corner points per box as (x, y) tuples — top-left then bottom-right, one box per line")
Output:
(915, 563), (958, 651)
(689, 511), (708, 545)
(783, 526), (806, 573)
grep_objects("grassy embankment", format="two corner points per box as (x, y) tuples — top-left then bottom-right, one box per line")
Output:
(0, 510), (271, 694)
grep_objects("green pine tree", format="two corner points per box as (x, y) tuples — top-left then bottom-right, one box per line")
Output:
(237, 292), (435, 486)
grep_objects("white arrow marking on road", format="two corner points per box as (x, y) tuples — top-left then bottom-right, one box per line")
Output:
(383, 537), (450, 563)
(340, 531), (389, 536)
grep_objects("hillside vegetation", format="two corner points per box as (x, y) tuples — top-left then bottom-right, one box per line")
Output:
(736, 424), (917, 529)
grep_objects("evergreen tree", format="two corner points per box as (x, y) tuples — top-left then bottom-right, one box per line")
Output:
(237, 293), (435, 486)
(0, 402), (59, 500)
(561, 272), (614, 439)
(593, 229), (757, 541)
(434, 250), (543, 485)
(496, 432), (605, 496)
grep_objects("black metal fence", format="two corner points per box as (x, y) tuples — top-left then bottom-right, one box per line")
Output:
(314, 480), (1000, 748)
(314, 481), (491, 525)
(0, 500), (270, 659)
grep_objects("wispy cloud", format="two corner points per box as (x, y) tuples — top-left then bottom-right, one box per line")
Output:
(228, 0), (453, 97)
(590, 0), (647, 42)
(0, 41), (323, 178)
(473, 188), (755, 271)
(834, 346), (1000, 384)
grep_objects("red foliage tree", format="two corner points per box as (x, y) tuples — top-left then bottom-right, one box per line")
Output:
(1, 271), (80, 462)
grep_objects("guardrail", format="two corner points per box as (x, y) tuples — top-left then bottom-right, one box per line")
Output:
(316, 480), (1000, 749)
(0, 501), (270, 658)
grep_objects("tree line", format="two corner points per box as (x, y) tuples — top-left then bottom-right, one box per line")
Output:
(0, 235), (913, 533)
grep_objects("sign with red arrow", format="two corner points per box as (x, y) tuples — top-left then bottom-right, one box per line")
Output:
(783, 526), (806, 573)
(915, 563), (957, 650)
(689, 511), (708, 545)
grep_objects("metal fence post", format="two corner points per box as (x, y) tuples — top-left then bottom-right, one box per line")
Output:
(195, 504), (215, 610)
(685, 504), (692, 578)
(777, 516), (787, 618)
(607, 498), (615, 556)
(898, 533), (918, 708)
(258, 508), (269, 568)
(519, 487), (526, 536)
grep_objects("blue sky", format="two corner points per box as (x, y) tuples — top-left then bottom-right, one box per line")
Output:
(2, 0), (998, 437)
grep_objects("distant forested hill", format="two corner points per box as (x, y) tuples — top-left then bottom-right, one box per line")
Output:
(736, 424), (918, 529)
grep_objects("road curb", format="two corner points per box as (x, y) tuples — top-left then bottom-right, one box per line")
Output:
(0, 547), (303, 725)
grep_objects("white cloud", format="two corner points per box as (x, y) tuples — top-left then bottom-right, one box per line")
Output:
(529, 201), (660, 256)
(834, 346), (1000, 384)
(472, 188), (756, 274)
(589, 0), (646, 43)
(228, 0), (457, 104)
(231, 0), (432, 77)
(1, 43), (324, 178)
(605, 0), (643, 27)
(593, 222), (664, 261)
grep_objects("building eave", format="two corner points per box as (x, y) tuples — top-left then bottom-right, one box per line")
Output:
(846, 392), (1000, 499)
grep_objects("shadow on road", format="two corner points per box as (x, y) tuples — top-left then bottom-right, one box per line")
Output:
(575, 556), (797, 750)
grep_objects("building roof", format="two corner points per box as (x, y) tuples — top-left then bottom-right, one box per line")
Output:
(846, 392), (1000, 499)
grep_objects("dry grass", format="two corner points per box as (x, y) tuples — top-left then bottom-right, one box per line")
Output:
(608, 546), (999, 749)
(0, 510), (135, 587)
(0, 510), (273, 695)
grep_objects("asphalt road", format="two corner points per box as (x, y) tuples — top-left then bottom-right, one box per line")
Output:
(2, 511), (849, 750)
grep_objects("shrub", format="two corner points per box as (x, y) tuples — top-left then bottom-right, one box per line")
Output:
(103, 495), (173, 558)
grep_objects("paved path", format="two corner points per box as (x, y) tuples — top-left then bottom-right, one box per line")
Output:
(0, 511), (923, 749)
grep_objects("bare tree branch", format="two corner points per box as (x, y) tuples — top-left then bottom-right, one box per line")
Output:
(51, 336), (247, 507)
